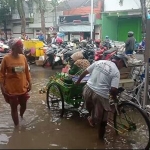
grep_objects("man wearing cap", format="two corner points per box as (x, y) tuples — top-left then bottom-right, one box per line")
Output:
(76, 54), (128, 140)
(125, 31), (135, 55)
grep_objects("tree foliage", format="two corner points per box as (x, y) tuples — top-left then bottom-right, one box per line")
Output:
(33, 0), (58, 36)
(0, 0), (27, 33)
(0, 0), (15, 24)
(16, 0), (26, 33)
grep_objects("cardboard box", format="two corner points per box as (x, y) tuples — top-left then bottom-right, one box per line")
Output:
(35, 60), (44, 66)
(119, 79), (134, 88)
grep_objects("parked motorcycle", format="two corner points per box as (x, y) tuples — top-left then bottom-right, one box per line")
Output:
(42, 47), (56, 69)
(102, 47), (118, 60)
(94, 46), (107, 61)
(0, 43), (10, 63)
(24, 49), (36, 64)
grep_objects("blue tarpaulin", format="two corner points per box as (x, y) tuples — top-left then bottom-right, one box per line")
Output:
(57, 32), (65, 37)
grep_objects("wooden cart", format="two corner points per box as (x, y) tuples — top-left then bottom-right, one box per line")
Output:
(119, 64), (144, 89)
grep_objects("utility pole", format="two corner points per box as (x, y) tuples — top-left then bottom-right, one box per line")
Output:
(140, 0), (147, 33)
(3, 19), (7, 40)
(53, 0), (57, 32)
(90, 0), (93, 41)
(143, 8), (150, 108)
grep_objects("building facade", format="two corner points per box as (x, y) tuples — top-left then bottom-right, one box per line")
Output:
(0, 1), (34, 39)
(58, 0), (102, 41)
(1, 0), (102, 40)
(28, 1), (63, 38)
(102, 0), (142, 42)
(0, 0), (62, 39)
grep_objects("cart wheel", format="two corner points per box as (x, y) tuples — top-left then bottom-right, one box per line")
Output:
(46, 83), (64, 117)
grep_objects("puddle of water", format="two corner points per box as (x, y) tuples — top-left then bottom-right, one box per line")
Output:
(49, 143), (59, 147)
(0, 134), (10, 144)
(0, 66), (149, 149)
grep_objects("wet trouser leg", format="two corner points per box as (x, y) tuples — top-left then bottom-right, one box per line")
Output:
(9, 99), (19, 126)
(19, 97), (27, 118)
(48, 54), (54, 68)
(98, 109), (108, 140)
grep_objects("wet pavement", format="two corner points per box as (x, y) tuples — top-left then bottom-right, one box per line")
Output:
(0, 65), (106, 149)
(0, 63), (148, 149)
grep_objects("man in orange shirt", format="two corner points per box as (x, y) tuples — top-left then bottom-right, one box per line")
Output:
(0, 38), (31, 127)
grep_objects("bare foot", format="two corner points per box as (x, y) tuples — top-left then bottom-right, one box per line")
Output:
(19, 116), (26, 126)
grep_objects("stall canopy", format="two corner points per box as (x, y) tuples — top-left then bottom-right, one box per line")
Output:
(57, 32), (65, 37)
(59, 25), (92, 32)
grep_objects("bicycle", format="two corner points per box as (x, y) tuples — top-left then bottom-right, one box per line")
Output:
(119, 66), (150, 117)
(106, 87), (150, 149)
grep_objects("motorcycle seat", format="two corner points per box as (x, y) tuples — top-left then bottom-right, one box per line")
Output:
(103, 47), (118, 55)
(65, 50), (79, 56)
(46, 49), (55, 55)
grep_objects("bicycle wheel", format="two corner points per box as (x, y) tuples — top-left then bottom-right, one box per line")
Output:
(46, 83), (64, 117)
(114, 102), (150, 149)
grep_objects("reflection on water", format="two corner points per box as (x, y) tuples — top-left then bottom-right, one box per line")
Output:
(0, 134), (10, 144)
(0, 66), (149, 149)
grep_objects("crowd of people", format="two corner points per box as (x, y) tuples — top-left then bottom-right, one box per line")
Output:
(21, 31), (63, 46)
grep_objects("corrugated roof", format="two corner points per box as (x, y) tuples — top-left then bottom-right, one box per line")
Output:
(57, 0), (99, 11)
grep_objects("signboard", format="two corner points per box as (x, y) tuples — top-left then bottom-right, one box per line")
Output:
(59, 15), (89, 25)
(49, 26), (54, 32)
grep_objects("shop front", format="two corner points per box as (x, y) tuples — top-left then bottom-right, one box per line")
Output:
(58, 14), (95, 41)
(59, 24), (92, 41)
(102, 11), (142, 42)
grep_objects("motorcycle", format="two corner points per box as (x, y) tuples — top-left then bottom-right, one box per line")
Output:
(95, 47), (118, 61)
(102, 47), (118, 60)
(24, 49), (36, 64)
(94, 46), (107, 61)
(43, 44), (65, 69)
(42, 46), (56, 69)
(0, 43), (10, 63)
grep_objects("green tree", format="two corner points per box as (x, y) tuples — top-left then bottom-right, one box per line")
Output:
(34, 0), (47, 36)
(0, 0), (15, 39)
(0, 0), (27, 38)
(33, 0), (58, 36)
(16, 0), (26, 33)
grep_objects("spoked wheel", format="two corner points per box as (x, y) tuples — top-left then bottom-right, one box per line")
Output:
(46, 83), (64, 117)
(114, 102), (150, 149)
(72, 97), (82, 108)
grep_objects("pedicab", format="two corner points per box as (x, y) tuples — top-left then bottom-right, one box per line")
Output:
(46, 67), (150, 149)
(46, 69), (87, 117)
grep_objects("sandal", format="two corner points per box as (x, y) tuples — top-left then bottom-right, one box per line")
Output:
(87, 116), (95, 127)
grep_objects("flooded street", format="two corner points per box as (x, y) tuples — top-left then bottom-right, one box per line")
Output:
(0, 64), (148, 149)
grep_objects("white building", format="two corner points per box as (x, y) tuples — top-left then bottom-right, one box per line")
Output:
(1, 0), (62, 39)
(28, 1), (63, 38)
(104, 0), (141, 12)
(102, 0), (142, 42)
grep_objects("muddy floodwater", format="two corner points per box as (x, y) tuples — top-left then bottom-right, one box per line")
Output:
(0, 65), (148, 149)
